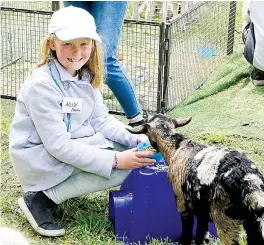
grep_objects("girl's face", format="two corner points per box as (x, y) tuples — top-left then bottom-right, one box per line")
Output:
(49, 37), (93, 76)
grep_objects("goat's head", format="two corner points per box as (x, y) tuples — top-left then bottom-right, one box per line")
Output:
(128, 114), (191, 151)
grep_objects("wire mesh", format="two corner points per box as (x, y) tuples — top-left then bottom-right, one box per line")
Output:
(1, 1), (53, 10)
(126, 1), (197, 22)
(1, 1), (240, 114)
(0, 1), (62, 11)
(165, 1), (237, 110)
(1, 9), (51, 98)
(103, 21), (161, 113)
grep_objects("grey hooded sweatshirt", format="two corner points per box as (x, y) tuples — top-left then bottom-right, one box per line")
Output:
(9, 60), (139, 192)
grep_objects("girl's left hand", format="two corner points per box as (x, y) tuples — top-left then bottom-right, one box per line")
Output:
(137, 134), (149, 144)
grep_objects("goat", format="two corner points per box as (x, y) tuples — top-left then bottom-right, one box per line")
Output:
(128, 114), (264, 245)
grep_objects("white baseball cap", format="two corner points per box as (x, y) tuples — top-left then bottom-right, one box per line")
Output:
(48, 6), (102, 43)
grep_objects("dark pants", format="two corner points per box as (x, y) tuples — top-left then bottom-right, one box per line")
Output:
(242, 22), (256, 66)
(243, 22), (264, 78)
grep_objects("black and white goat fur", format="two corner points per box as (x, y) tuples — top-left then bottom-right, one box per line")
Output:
(128, 114), (264, 245)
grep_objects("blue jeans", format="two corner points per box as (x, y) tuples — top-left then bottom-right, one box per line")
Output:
(64, 1), (143, 121)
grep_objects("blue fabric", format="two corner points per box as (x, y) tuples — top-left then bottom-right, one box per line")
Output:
(64, 1), (142, 119)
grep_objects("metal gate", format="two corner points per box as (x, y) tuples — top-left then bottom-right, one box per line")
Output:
(0, 1), (237, 114)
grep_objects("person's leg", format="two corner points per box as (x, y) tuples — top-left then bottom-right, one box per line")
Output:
(18, 191), (65, 236)
(242, 22), (255, 65)
(47, 168), (130, 204)
(91, 2), (144, 124)
(63, 1), (92, 12)
(250, 68), (264, 86)
(18, 143), (131, 236)
(64, 2), (144, 123)
(46, 142), (131, 204)
(242, 22), (264, 86)
(64, 1), (144, 125)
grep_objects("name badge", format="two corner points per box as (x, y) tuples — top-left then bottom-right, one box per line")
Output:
(62, 97), (83, 114)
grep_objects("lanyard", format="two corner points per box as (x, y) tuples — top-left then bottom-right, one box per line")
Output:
(48, 62), (71, 132)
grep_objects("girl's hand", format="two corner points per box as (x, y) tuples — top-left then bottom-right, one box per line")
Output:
(114, 149), (156, 170)
(137, 134), (149, 144)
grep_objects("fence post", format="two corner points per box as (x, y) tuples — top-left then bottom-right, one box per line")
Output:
(157, 22), (166, 113)
(52, 1), (60, 11)
(227, 1), (237, 55)
(161, 23), (171, 114)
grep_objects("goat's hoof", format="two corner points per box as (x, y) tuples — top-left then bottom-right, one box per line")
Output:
(195, 231), (210, 245)
(179, 237), (192, 245)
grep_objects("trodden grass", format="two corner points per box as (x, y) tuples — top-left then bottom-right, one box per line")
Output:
(1, 49), (264, 244)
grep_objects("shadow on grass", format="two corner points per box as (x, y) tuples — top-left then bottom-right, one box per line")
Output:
(182, 51), (252, 106)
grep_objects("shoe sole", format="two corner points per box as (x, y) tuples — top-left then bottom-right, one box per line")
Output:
(18, 197), (65, 237)
(249, 76), (264, 86)
(253, 80), (264, 86)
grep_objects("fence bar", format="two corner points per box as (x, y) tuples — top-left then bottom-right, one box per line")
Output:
(227, 1), (237, 55)
(1, 2), (240, 114)
(0, 7), (52, 15)
(52, 1), (60, 11)
(157, 22), (165, 113)
(1, 95), (16, 100)
(161, 23), (171, 113)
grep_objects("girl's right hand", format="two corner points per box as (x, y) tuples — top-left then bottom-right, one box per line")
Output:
(114, 149), (156, 170)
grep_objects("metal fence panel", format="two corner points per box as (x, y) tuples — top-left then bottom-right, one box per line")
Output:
(0, 7), (162, 113)
(165, 1), (237, 110)
(105, 20), (162, 113)
(1, 9), (51, 99)
(1, 1), (55, 10)
(1, 1), (239, 113)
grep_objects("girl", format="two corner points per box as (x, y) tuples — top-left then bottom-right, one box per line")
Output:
(9, 6), (155, 237)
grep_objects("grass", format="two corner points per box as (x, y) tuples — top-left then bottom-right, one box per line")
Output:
(1, 48), (264, 245)
(1, 2), (263, 244)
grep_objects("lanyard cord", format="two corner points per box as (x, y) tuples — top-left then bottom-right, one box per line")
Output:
(48, 61), (71, 132)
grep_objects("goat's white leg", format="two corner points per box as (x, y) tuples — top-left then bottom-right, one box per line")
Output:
(179, 210), (194, 245)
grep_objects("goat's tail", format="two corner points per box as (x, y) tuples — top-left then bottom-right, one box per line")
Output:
(243, 190), (264, 245)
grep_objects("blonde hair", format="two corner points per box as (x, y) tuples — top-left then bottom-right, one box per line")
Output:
(37, 34), (104, 89)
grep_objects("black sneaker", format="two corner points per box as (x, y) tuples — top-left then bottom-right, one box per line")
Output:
(128, 119), (145, 128)
(18, 192), (65, 237)
(250, 68), (264, 86)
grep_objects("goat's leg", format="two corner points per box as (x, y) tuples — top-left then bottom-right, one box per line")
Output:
(179, 211), (194, 245)
(212, 209), (241, 245)
(194, 212), (210, 245)
(243, 215), (264, 245)
(211, 188), (242, 245)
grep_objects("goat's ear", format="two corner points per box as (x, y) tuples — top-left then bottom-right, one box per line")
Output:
(172, 117), (192, 128)
(127, 124), (148, 134)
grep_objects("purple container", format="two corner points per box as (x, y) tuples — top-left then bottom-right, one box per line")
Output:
(109, 160), (217, 244)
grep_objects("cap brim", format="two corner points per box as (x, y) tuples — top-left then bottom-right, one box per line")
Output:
(55, 28), (102, 43)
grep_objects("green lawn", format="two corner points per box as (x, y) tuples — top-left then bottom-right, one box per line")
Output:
(1, 48), (264, 245)
(1, 2), (264, 241)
